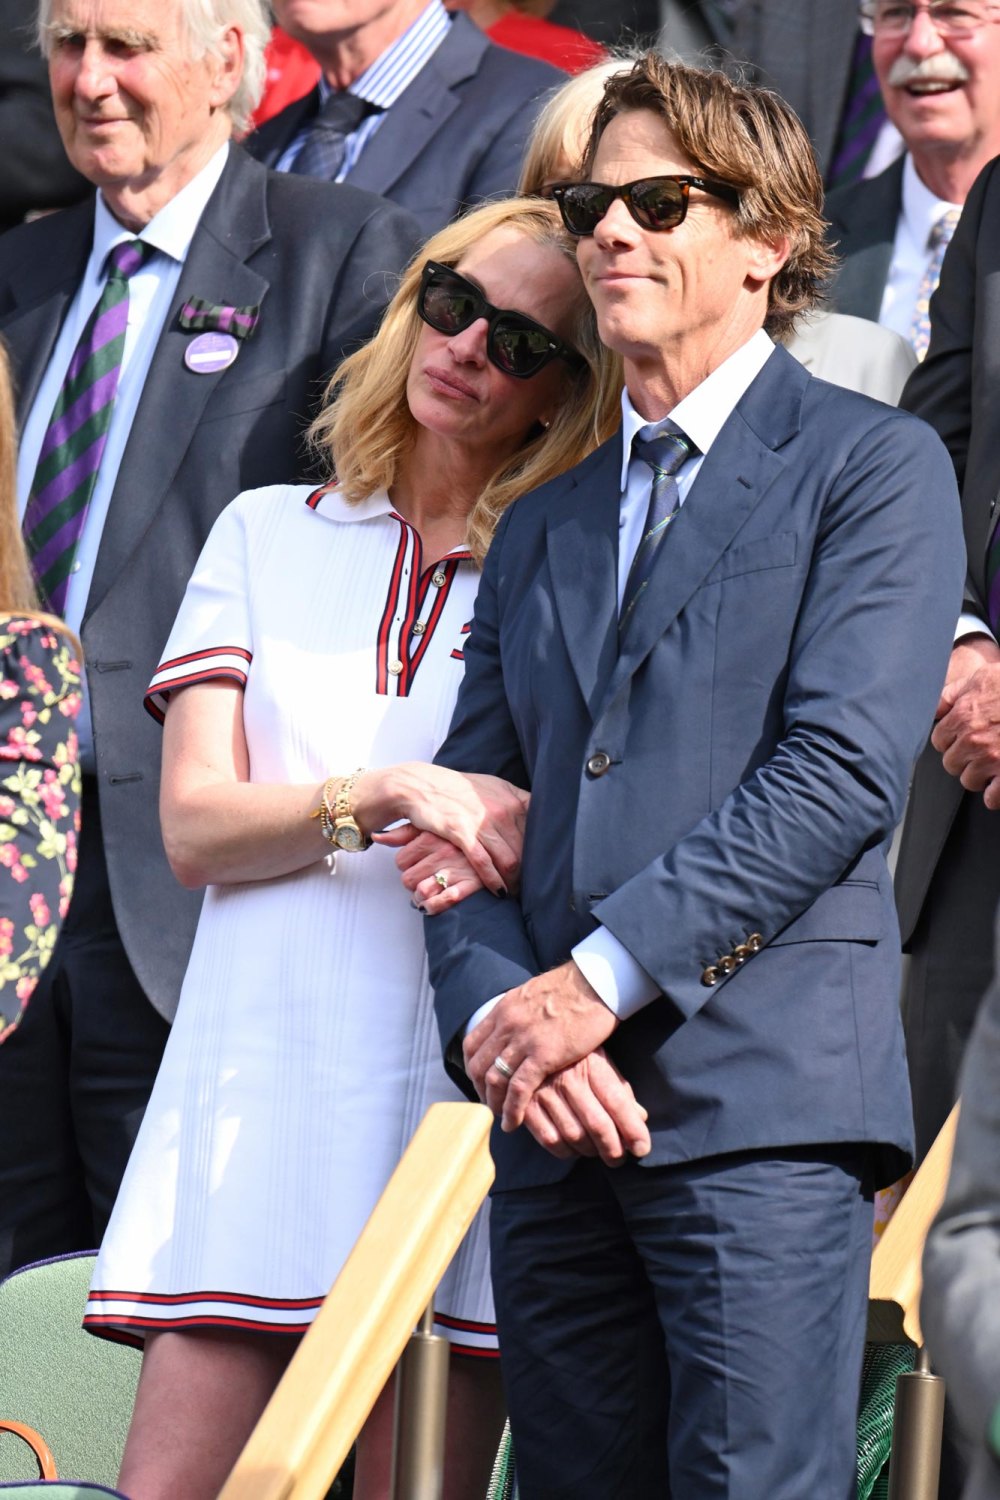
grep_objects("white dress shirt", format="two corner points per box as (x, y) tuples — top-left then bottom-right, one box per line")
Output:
(878, 153), (962, 340)
(16, 144), (230, 768)
(469, 329), (777, 1031)
(275, 0), (450, 180)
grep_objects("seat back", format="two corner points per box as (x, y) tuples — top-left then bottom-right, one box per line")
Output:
(0, 1253), (140, 1486)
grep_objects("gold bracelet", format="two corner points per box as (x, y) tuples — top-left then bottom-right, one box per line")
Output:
(311, 775), (342, 844)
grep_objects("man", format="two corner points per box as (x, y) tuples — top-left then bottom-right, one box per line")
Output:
(894, 154), (1000, 1166)
(0, 0), (417, 1276)
(248, 0), (561, 238)
(922, 906), (1000, 1500)
(826, 0), (1000, 351)
(424, 54), (964, 1496)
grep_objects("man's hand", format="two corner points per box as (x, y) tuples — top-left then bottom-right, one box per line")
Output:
(932, 636), (1000, 807)
(522, 1048), (651, 1165)
(464, 960), (618, 1131)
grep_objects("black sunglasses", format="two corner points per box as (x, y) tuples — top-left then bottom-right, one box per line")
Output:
(552, 175), (741, 236)
(417, 261), (582, 380)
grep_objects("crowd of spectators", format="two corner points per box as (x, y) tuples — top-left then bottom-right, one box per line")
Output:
(2, 2), (1000, 1498)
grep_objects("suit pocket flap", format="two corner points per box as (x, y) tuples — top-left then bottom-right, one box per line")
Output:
(768, 881), (884, 946)
(705, 531), (797, 583)
(201, 368), (289, 422)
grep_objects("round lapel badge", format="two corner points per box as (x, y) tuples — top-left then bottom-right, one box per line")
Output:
(184, 331), (240, 375)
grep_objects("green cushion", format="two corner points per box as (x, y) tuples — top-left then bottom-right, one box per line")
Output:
(0, 1254), (139, 1487)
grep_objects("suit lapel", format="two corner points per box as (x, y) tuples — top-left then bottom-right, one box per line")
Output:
(346, 16), (484, 199)
(84, 149), (272, 622)
(248, 88), (317, 169)
(545, 437), (622, 718)
(604, 347), (806, 705)
(829, 160), (903, 321)
(1, 200), (94, 421)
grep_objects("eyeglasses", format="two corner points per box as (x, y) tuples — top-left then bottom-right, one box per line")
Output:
(416, 261), (581, 380)
(551, 174), (741, 237)
(859, 0), (999, 36)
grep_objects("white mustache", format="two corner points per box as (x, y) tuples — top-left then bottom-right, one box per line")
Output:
(886, 50), (971, 86)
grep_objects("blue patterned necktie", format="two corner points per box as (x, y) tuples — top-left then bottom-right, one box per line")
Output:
(910, 207), (961, 361)
(621, 427), (693, 635)
(290, 90), (379, 181)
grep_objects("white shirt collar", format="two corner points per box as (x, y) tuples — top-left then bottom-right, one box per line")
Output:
(92, 143), (230, 269)
(618, 327), (775, 489)
(901, 151), (962, 254)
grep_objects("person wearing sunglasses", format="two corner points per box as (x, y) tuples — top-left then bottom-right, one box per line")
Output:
(425, 51), (965, 1498)
(84, 195), (622, 1500)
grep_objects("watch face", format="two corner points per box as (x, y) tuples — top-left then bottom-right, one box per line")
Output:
(334, 822), (365, 853)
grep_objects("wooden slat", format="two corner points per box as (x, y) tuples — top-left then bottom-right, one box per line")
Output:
(868, 1102), (959, 1346)
(218, 1102), (494, 1500)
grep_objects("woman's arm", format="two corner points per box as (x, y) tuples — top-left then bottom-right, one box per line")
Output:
(161, 681), (528, 892)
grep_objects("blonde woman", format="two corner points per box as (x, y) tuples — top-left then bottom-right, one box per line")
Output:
(0, 341), (80, 1046)
(86, 197), (621, 1500)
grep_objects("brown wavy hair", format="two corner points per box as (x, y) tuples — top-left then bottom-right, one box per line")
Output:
(308, 197), (622, 565)
(584, 53), (836, 339)
(0, 340), (79, 648)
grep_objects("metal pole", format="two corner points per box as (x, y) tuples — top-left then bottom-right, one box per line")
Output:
(390, 1302), (450, 1500)
(887, 1347), (946, 1500)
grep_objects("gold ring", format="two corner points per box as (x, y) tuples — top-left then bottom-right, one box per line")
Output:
(434, 870), (449, 891)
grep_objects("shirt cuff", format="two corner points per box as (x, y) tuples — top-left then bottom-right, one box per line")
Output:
(955, 611), (995, 643)
(572, 927), (660, 1020)
(464, 995), (502, 1038)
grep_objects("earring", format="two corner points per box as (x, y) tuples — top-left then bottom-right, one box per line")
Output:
(541, 418), (551, 430)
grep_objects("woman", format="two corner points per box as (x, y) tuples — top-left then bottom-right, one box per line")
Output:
(0, 340), (80, 1046)
(86, 197), (621, 1500)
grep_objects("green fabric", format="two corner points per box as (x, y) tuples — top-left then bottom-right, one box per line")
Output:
(0, 1254), (139, 1487)
(486, 1419), (516, 1500)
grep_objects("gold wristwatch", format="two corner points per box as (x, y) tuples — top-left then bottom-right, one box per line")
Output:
(330, 767), (371, 852)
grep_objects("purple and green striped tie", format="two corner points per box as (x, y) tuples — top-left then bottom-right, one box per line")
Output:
(22, 237), (154, 614)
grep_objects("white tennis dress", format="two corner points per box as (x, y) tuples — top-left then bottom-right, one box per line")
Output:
(85, 483), (495, 1357)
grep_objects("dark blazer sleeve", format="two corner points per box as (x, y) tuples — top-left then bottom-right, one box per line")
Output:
(426, 508), (541, 1083)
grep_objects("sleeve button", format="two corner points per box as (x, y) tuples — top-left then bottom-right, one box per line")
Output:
(701, 965), (720, 987)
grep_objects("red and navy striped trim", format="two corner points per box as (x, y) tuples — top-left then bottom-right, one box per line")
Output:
(374, 514), (472, 697)
(144, 645), (252, 723)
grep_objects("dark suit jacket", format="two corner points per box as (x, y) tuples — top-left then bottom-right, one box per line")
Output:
(426, 346), (964, 1193)
(0, 146), (419, 1021)
(247, 13), (562, 238)
(825, 158), (904, 323)
(895, 157), (1000, 942)
(729, 1), (860, 182)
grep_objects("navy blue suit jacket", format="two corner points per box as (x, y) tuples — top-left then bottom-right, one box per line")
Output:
(247, 13), (562, 238)
(426, 346), (965, 1192)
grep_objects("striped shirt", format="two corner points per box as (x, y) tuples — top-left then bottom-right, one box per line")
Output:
(276, 0), (452, 180)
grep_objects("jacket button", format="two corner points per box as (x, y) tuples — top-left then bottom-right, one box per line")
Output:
(747, 932), (763, 952)
(717, 954), (736, 975)
(733, 944), (751, 964)
(701, 965), (720, 987)
(586, 751), (611, 776)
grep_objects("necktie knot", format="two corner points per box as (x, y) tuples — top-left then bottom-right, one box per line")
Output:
(291, 90), (380, 180)
(633, 428), (692, 480)
(314, 89), (379, 134)
(106, 238), (153, 283)
(928, 207), (961, 254)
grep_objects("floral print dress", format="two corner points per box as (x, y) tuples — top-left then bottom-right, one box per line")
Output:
(0, 616), (81, 1044)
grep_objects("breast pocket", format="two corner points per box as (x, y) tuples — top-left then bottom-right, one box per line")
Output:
(704, 531), (797, 584)
(199, 367), (289, 424)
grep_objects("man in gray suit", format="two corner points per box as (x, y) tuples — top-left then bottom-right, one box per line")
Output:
(0, 0), (417, 1275)
(922, 910), (1000, 1500)
(249, 0), (561, 238)
(826, 0), (1000, 344)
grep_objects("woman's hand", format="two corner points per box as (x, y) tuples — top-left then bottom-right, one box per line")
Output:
(354, 764), (528, 897)
(372, 826), (498, 913)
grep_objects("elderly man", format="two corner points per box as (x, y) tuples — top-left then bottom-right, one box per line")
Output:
(826, 0), (1000, 355)
(248, 0), (561, 237)
(422, 53), (964, 1496)
(0, 0), (417, 1277)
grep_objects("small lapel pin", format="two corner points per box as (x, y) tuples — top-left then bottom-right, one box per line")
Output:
(184, 331), (240, 375)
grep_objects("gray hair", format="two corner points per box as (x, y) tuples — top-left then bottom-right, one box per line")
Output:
(37, 0), (271, 136)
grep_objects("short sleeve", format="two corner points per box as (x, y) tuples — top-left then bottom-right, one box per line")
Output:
(145, 494), (254, 724)
(0, 617), (82, 1044)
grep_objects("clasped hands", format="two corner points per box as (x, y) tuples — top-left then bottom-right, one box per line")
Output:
(932, 635), (1000, 809)
(463, 961), (652, 1168)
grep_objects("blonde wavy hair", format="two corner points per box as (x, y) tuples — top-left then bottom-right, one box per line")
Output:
(309, 198), (622, 565)
(0, 341), (78, 650)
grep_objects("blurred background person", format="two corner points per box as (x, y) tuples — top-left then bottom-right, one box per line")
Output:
(444, 0), (606, 72)
(251, 23), (320, 126)
(826, 0), (1000, 355)
(0, 339), (81, 1046)
(84, 197), (622, 1500)
(0, 0), (89, 230)
(0, 0), (417, 1281)
(249, 0), (563, 237)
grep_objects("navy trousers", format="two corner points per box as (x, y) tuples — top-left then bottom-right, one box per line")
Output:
(490, 1144), (873, 1499)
